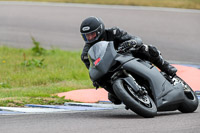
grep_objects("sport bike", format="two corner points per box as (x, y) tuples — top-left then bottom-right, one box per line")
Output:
(88, 41), (199, 118)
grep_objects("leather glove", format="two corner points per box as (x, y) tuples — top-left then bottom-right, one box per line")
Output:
(120, 40), (137, 49)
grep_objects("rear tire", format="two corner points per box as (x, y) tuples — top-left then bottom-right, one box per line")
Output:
(113, 79), (157, 118)
(175, 76), (199, 113)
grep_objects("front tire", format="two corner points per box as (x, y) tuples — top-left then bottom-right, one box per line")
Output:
(113, 79), (157, 118)
(175, 76), (199, 113)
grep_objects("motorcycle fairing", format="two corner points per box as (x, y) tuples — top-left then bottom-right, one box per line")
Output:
(88, 41), (185, 110)
(122, 59), (185, 109)
(88, 41), (117, 81)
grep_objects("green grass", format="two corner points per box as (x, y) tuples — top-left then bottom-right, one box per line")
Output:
(0, 44), (93, 107)
(1, 0), (200, 9)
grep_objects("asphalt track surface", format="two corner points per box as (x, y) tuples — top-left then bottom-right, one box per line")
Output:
(0, 2), (200, 133)
(0, 107), (200, 133)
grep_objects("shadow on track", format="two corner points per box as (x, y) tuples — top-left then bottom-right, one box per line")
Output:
(87, 109), (190, 119)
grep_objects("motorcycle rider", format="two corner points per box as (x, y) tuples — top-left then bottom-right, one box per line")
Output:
(80, 16), (177, 104)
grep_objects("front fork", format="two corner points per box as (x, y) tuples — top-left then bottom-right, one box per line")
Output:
(111, 70), (147, 95)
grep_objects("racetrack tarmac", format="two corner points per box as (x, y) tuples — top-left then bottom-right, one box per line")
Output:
(0, 107), (199, 133)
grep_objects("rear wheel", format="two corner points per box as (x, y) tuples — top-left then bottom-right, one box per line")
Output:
(113, 79), (157, 118)
(174, 76), (199, 113)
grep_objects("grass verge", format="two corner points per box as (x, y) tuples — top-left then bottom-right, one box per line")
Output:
(0, 44), (93, 107)
(1, 0), (200, 10)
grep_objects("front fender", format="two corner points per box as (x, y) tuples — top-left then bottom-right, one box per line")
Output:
(120, 76), (140, 93)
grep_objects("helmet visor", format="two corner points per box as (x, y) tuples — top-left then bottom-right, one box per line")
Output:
(81, 25), (102, 44)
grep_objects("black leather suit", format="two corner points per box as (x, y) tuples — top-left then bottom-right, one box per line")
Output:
(81, 27), (167, 72)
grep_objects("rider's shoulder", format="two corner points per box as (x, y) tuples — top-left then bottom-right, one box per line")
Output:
(107, 27), (123, 35)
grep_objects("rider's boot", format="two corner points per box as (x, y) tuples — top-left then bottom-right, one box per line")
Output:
(147, 45), (177, 77)
(108, 93), (122, 105)
(153, 55), (177, 77)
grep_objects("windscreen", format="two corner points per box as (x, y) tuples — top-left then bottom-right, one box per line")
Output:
(88, 41), (108, 67)
(88, 41), (117, 81)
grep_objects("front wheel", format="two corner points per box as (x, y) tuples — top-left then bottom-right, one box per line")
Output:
(174, 76), (199, 113)
(113, 79), (157, 118)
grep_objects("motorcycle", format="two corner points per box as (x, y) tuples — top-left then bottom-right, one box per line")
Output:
(88, 41), (199, 118)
